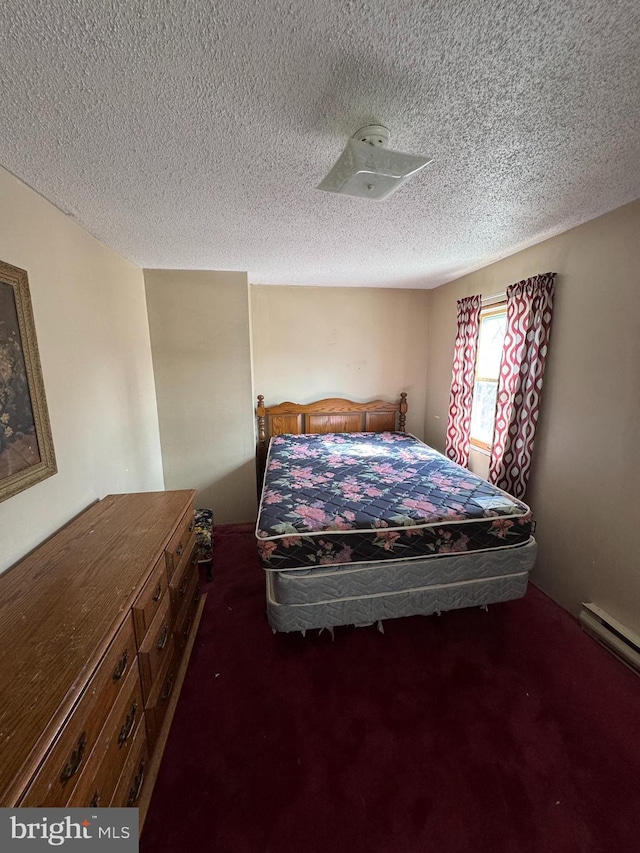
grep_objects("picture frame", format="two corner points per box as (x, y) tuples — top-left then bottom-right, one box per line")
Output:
(0, 260), (57, 503)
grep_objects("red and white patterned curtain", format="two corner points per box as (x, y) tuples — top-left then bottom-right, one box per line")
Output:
(489, 273), (556, 499)
(445, 295), (482, 468)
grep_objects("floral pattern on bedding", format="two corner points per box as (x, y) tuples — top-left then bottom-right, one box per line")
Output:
(256, 432), (533, 570)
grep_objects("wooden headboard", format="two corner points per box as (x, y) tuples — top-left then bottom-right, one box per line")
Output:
(256, 393), (408, 492)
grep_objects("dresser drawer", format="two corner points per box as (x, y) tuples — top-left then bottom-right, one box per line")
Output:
(132, 557), (169, 646)
(137, 593), (173, 699)
(169, 539), (198, 617)
(66, 666), (143, 807)
(175, 574), (201, 658)
(20, 615), (137, 806)
(111, 728), (149, 808)
(165, 507), (195, 579)
(145, 643), (180, 753)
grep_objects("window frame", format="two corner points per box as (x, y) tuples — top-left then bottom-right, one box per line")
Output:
(470, 301), (507, 453)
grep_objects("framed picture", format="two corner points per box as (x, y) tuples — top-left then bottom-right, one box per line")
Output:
(0, 260), (57, 503)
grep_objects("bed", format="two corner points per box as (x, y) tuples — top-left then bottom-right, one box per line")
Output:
(255, 394), (537, 633)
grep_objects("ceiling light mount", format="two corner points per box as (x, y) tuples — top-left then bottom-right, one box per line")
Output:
(353, 125), (390, 147)
(317, 125), (433, 201)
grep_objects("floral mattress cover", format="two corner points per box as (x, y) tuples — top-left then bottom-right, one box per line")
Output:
(256, 432), (533, 571)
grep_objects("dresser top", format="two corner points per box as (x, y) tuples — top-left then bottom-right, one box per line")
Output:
(0, 490), (196, 805)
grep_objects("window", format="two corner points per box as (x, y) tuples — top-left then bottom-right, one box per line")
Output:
(470, 304), (507, 451)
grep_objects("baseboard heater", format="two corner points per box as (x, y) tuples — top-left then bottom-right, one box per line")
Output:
(579, 603), (640, 674)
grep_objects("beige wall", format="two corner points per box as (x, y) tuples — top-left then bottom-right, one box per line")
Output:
(144, 270), (256, 523)
(250, 285), (430, 439)
(0, 167), (164, 573)
(424, 199), (640, 633)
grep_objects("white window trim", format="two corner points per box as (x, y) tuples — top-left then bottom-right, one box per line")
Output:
(481, 291), (506, 307)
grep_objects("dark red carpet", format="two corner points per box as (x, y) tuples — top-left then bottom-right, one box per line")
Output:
(142, 524), (640, 853)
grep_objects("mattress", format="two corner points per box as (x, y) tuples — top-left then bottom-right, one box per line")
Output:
(256, 432), (533, 572)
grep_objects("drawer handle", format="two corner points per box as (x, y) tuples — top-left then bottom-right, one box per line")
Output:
(182, 615), (194, 638)
(112, 650), (128, 682)
(156, 624), (169, 651)
(152, 582), (162, 602)
(161, 672), (175, 703)
(179, 574), (189, 596)
(189, 518), (195, 532)
(118, 702), (138, 747)
(176, 542), (184, 557)
(127, 759), (146, 807)
(90, 791), (101, 808)
(60, 732), (87, 783)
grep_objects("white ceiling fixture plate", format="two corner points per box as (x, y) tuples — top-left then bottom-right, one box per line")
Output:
(317, 125), (434, 201)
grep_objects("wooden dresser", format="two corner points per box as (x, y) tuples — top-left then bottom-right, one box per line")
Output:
(0, 490), (206, 827)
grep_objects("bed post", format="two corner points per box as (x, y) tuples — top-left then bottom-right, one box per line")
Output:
(257, 395), (266, 447)
(399, 392), (408, 432)
(256, 395), (267, 497)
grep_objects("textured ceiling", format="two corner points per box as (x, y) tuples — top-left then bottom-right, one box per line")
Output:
(1, 0), (639, 288)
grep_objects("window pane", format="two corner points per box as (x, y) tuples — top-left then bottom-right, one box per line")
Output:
(470, 380), (498, 446)
(476, 313), (506, 379)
